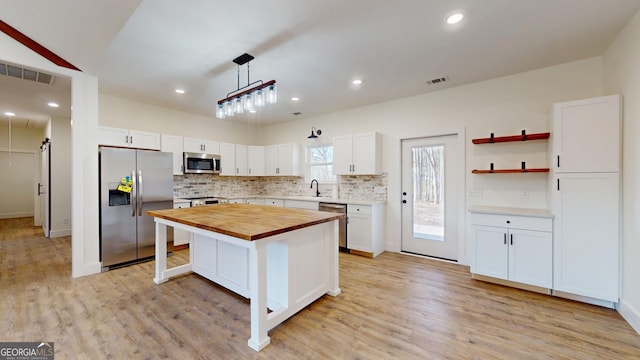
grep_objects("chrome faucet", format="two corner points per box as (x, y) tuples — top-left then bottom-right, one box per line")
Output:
(310, 179), (320, 197)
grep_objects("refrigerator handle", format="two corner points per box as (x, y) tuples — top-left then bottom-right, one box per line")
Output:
(131, 170), (136, 217)
(138, 170), (143, 216)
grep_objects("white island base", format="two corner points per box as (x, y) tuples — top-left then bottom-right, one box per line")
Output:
(151, 217), (341, 352)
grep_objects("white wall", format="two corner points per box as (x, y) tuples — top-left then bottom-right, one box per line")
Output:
(261, 57), (603, 263)
(0, 124), (42, 218)
(603, 10), (640, 333)
(99, 94), (261, 145)
(48, 117), (72, 237)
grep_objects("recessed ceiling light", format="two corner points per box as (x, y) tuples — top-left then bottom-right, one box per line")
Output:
(48, 102), (59, 108)
(291, 97), (300, 101)
(175, 89), (185, 94)
(352, 79), (363, 85)
(446, 12), (464, 24)
(4, 111), (15, 116)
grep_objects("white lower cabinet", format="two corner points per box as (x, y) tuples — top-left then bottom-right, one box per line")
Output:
(173, 201), (191, 246)
(471, 212), (552, 289)
(284, 200), (318, 210)
(192, 234), (249, 297)
(246, 198), (265, 205)
(347, 204), (384, 257)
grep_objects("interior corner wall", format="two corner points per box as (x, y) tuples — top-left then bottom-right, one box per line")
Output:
(98, 94), (262, 145)
(49, 116), (72, 237)
(260, 57), (603, 264)
(603, 9), (640, 334)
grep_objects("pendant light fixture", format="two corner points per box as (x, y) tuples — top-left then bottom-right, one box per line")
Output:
(216, 53), (276, 119)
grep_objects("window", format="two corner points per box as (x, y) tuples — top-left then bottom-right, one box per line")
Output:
(308, 144), (336, 182)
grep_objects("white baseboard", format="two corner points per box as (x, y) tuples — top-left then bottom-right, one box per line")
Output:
(618, 299), (640, 335)
(50, 228), (72, 238)
(72, 261), (102, 278)
(0, 212), (33, 219)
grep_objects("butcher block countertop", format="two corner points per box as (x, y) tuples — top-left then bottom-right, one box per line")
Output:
(146, 203), (344, 241)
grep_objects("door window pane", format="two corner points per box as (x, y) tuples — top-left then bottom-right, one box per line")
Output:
(412, 145), (444, 241)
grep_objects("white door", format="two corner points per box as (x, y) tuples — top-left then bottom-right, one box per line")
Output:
(401, 135), (460, 261)
(40, 142), (50, 237)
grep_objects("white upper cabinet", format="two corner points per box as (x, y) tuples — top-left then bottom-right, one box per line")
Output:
(247, 146), (265, 176)
(98, 126), (161, 150)
(183, 137), (220, 155)
(265, 143), (300, 176)
(161, 134), (184, 175)
(236, 145), (248, 176)
(333, 132), (382, 175)
(219, 142), (236, 176)
(552, 95), (621, 173)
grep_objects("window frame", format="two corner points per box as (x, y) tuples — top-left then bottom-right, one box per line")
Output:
(306, 142), (336, 184)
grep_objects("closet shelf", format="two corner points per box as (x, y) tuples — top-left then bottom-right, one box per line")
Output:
(472, 132), (550, 144)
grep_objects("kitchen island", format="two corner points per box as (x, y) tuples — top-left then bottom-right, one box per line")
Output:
(146, 203), (343, 351)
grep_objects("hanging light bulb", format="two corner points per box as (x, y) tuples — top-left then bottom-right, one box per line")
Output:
(216, 103), (225, 119)
(234, 97), (244, 113)
(224, 100), (234, 116)
(266, 84), (277, 104)
(254, 89), (265, 107)
(244, 93), (254, 111)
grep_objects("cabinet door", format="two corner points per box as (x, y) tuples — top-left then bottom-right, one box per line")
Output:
(219, 142), (236, 176)
(98, 126), (129, 147)
(508, 229), (552, 288)
(552, 95), (620, 173)
(347, 213), (371, 252)
(235, 145), (248, 176)
(352, 133), (380, 175)
(333, 135), (353, 175)
(129, 129), (161, 150)
(264, 198), (284, 207)
(264, 144), (279, 176)
(202, 140), (220, 155)
(277, 143), (300, 176)
(246, 198), (265, 205)
(553, 172), (619, 302)
(173, 202), (191, 245)
(247, 146), (265, 176)
(183, 137), (204, 153)
(471, 225), (508, 280)
(161, 134), (184, 175)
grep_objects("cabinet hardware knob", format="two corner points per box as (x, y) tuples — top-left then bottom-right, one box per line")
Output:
(402, 200), (407, 204)
(506, 220), (510, 224)
(402, 192), (407, 196)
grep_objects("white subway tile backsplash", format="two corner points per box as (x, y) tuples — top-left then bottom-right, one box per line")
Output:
(174, 173), (387, 202)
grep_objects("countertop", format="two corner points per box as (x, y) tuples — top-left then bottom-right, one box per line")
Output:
(468, 205), (553, 218)
(175, 195), (386, 206)
(147, 203), (345, 241)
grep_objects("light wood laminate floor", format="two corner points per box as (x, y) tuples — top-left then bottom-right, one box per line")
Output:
(1, 217), (639, 359)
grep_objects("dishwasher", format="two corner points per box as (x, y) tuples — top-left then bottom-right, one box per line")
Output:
(319, 202), (347, 251)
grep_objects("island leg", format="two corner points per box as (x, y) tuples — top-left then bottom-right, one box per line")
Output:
(247, 242), (270, 351)
(153, 222), (168, 284)
(327, 220), (341, 296)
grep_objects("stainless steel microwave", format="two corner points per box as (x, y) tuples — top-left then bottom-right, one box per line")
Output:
(183, 152), (221, 174)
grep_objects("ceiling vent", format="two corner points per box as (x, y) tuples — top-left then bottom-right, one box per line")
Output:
(426, 76), (449, 85)
(0, 62), (55, 85)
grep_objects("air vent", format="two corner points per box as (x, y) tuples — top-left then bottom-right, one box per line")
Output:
(426, 76), (449, 85)
(293, 112), (302, 116)
(0, 62), (55, 85)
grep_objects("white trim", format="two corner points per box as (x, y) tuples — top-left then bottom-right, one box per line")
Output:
(619, 299), (640, 335)
(50, 228), (72, 238)
(0, 212), (33, 219)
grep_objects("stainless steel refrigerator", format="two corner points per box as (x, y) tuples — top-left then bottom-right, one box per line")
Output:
(99, 147), (173, 270)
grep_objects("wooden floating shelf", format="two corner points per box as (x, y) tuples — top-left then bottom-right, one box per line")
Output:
(472, 132), (550, 144)
(472, 168), (550, 174)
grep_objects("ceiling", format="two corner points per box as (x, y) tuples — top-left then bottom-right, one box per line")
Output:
(1, 0), (639, 128)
